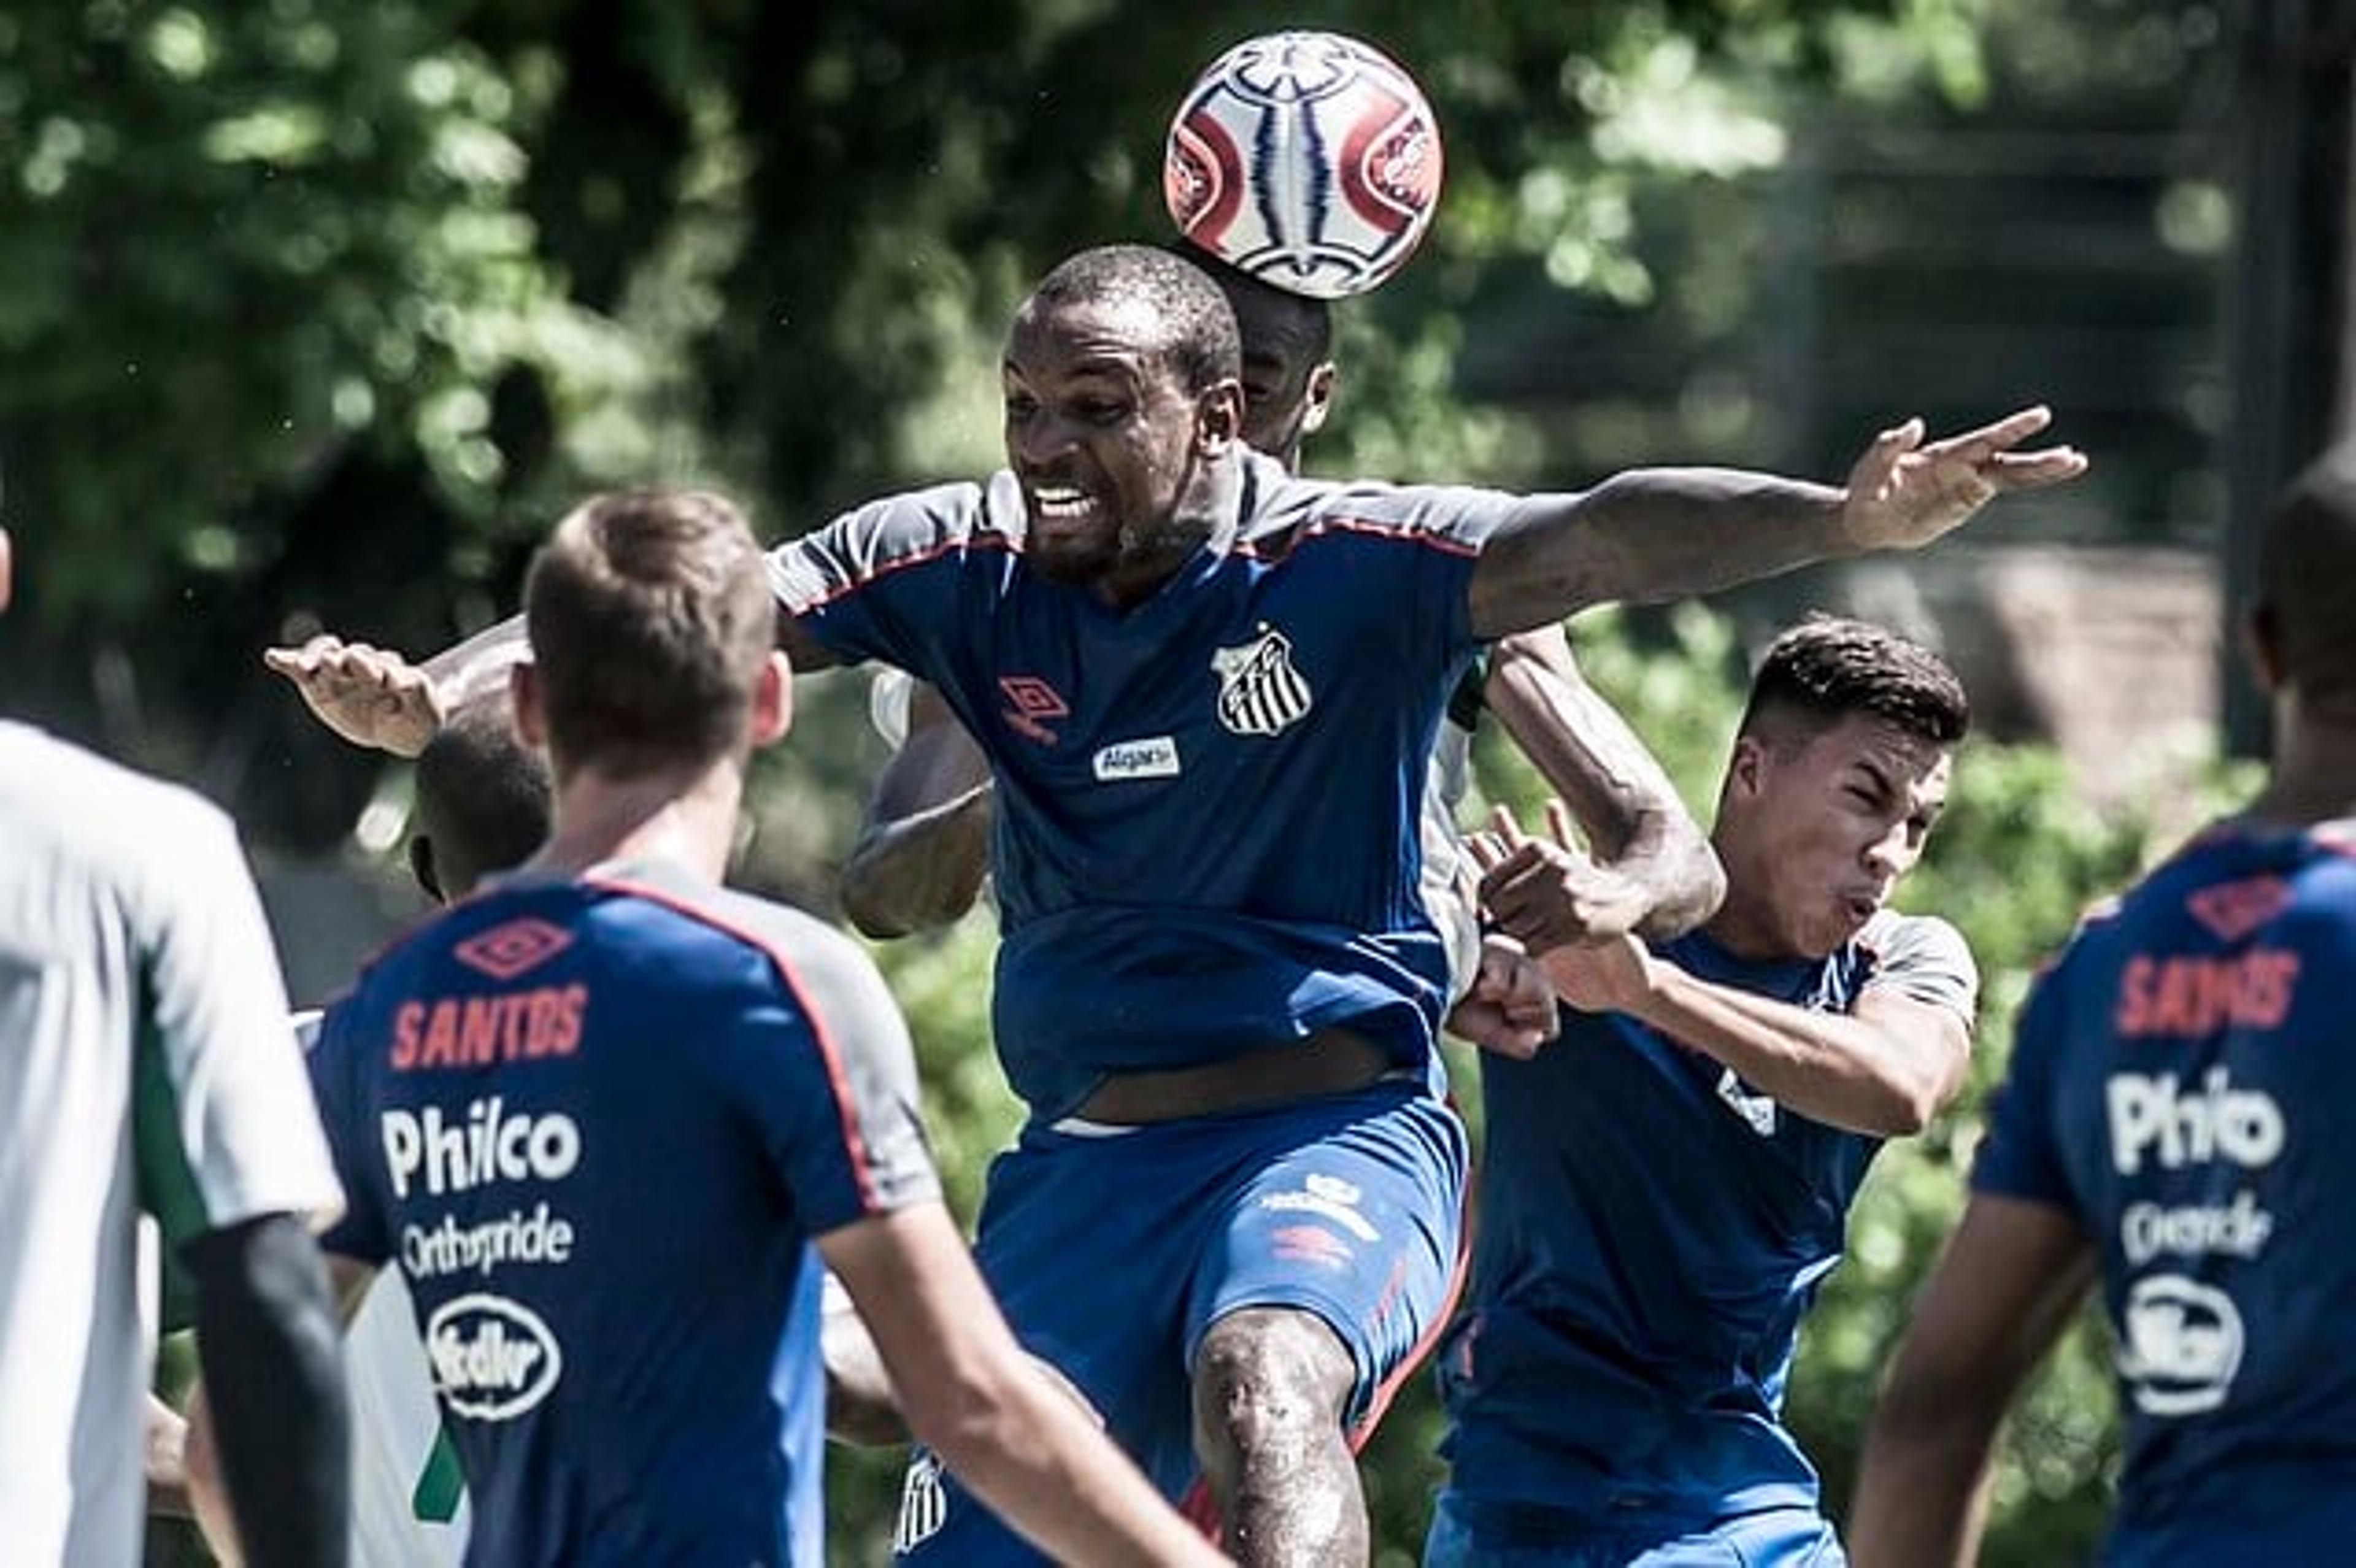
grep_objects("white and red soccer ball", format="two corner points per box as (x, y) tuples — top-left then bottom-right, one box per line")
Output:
(1163, 30), (1444, 301)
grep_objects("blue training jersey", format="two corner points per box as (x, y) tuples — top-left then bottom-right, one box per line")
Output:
(310, 861), (940, 1568)
(1974, 820), (2356, 1562)
(1439, 912), (1977, 1522)
(769, 453), (1515, 1120)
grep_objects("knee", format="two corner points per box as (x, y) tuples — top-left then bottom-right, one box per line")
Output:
(1191, 1308), (1354, 1475)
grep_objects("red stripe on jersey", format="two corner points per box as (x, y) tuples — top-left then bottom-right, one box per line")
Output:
(782, 529), (1020, 615)
(584, 874), (884, 1213)
(1230, 513), (1482, 562)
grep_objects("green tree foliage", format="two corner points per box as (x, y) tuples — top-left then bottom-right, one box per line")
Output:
(0, 0), (1992, 848)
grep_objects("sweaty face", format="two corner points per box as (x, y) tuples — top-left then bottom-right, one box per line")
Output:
(1002, 296), (1216, 597)
(1718, 712), (1952, 959)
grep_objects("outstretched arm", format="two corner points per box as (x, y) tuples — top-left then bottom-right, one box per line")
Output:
(840, 682), (996, 939)
(1480, 623), (1722, 942)
(1466, 408), (2086, 641)
(1849, 1196), (2096, 1568)
(266, 597), (845, 756)
(820, 1204), (1227, 1567)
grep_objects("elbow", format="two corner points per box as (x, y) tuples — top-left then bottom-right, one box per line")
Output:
(837, 838), (929, 940)
(839, 874), (917, 942)
(902, 1365), (1028, 1477)
(1631, 848), (1727, 943)
(1871, 1072), (1958, 1138)
(1876, 1096), (1935, 1139)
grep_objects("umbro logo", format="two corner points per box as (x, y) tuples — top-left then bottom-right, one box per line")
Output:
(999, 675), (1068, 745)
(2185, 875), (2291, 943)
(453, 919), (572, 982)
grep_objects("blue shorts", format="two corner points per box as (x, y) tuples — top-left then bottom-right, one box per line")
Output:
(892, 1079), (1468, 1562)
(1425, 1493), (1846, 1568)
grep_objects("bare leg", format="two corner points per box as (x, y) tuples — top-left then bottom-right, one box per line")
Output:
(1191, 1307), (1366, 1568)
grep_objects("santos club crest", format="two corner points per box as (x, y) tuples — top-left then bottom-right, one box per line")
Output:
(1212, 626), (1314, 736)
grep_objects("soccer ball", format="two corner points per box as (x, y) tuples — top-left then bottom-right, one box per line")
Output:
(1163, 30), (1443, 301)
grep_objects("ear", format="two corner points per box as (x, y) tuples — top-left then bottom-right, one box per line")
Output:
(748, 650), (793, 748)
(0, 526), (13, 615)
(1298, 362), (1337, 440)
(409, 836), (444, 904)
(1727, 734), (1769, 801)
(1196, 379), (1245, 457)
(510, 661), (546, 749)
(2244, 604), (2285, 696)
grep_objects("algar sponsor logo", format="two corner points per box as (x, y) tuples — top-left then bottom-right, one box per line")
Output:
(383, 1097), (582, 1199)
(426, 1293), (563, 1421)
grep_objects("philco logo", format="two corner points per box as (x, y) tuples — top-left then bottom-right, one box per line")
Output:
(2106, 1067), (2284, 1175)
(383, 1097), (582, 1198)
(1092, 736), (1180, 782)
(425, 1293), (563, 1421)
(1211, 626), (1312, 737)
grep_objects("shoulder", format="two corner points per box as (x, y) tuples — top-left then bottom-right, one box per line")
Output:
(1858, 909), (1979, 1013)
(601, 872), (898, 1026)
(1236, 461), (1517, 560)
(1861, 908), (1969, 960)
(768, 478), (1015, 609)
(0, 726), (247, 904)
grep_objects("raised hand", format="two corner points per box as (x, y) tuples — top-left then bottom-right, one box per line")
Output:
(1470, 802), (1662, 1017)
(1470, 799), (1656, 950)
(1841, 405), (2087, 552)
(263, 634), (445, 757)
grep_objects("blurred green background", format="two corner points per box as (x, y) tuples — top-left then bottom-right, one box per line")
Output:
(4, 1), (2321, 1562)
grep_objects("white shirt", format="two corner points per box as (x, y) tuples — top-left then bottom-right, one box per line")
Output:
(293, 1010), (471, 1566)
(0, 723), (341, 1567)
(345, 1272), (471, 1566)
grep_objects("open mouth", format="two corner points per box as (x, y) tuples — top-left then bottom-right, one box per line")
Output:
(1028, 483), (1100, 529)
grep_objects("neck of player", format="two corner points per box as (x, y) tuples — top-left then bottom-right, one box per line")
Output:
(2248, 689), (2356, 830)
(525, 758), (747, 884)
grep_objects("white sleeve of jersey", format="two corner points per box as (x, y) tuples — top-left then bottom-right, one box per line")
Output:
(134, 795), (344, 1240)
(1862, 910), (1981, 1028)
